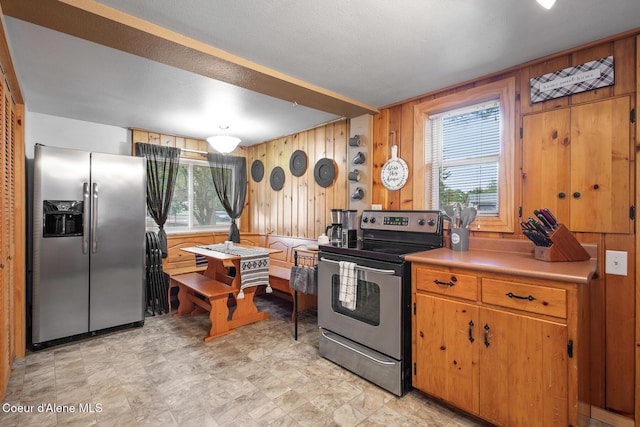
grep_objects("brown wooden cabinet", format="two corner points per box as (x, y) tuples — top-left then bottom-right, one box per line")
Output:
(412, 262), (589, 426)
(522, 96), (632, 233)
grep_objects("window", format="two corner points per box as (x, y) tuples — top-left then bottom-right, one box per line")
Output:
(428, 100), (500, 214)
(145, 158), (232, 232)
(414, 78), (515, 232)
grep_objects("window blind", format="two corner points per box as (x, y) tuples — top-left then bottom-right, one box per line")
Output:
(427, 99), (501, 214)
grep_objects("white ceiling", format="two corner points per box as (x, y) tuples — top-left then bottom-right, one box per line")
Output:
(2, 0), (639, 147)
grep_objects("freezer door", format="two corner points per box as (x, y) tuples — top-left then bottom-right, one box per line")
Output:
(89, 153), (146, 331)
(32, 145), (91, 343)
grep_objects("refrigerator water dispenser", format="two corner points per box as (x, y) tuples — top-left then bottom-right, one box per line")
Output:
(43, 200), (84, 237)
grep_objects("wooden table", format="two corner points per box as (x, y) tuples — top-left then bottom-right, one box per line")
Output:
(175, 244), (281, 336)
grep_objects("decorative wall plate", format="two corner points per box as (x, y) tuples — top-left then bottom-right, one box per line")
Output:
(251, 159), (264, 182)
(270, 166), (285, 191)
(381, 145), (409, 190)
(289, 150), (308, 177)
(313, 158), (336, 188)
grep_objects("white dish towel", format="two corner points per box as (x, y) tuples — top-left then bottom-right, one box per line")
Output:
(338, 261), (357, 310)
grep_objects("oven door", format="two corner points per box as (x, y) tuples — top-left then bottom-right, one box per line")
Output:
(317, 251), (405, 359)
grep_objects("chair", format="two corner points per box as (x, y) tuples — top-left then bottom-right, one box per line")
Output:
(145, 231), (169, 315)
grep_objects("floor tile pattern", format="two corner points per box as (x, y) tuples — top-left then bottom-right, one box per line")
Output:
(1, 295), (614, 426)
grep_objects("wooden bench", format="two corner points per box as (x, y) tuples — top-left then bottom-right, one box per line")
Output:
(264, 235), (318, 318)
(171, 272), (234, 341)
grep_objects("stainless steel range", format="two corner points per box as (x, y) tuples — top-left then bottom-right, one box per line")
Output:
(317, 210), (443, 396)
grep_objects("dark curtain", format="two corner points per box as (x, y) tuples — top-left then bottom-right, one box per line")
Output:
(207, 153), (247, 243)
(135, 142), (181, 258)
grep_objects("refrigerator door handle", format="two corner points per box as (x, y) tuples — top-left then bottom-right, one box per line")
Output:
(92, 183), (98, 253)
(82, 182), (90, 254)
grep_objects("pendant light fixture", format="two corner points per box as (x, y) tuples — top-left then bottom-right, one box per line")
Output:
(536, 0), (556, 9)
(207, 126), (241, 154)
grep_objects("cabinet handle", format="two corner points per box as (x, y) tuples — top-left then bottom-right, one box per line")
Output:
(468, 320), (475, 343)
(484, 324), (490, 348)
(505, 292), (535, 301)
(434, 279), (455, 287)
(558, 192), (566, 199)
(573, 191), (581, 199)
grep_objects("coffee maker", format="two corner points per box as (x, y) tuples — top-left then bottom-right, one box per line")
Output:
(343, 209), (358, 248)
(326, 209), (344, 247)
(326, 209), (358, 248)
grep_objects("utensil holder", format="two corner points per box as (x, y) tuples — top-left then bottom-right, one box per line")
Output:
(451, 228), (469, 251)
(533, 224), (590, 262)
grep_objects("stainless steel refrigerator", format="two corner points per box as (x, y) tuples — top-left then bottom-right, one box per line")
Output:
(32, 145), (146, 347)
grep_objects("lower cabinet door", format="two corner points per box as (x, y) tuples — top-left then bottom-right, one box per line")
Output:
(415, 294), (570, 426)
(414, 294), (479, 415)
(479, 307), (568, 427)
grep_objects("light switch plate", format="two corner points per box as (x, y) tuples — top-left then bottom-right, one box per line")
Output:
(605, 250), (627, 276)
(371, 204), (382, 211)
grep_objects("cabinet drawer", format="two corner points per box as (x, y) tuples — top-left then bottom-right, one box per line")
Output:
(414, 267), (478, 301)
(482, 279), (567, 318)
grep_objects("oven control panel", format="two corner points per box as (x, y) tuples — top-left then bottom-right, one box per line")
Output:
(360, 210), (441, 233)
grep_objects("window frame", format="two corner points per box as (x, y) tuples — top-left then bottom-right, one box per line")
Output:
(413, 77), (516, 233)
(146, 157), (234, 234)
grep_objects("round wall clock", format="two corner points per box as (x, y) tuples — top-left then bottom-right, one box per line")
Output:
(381, 145), (409, 191)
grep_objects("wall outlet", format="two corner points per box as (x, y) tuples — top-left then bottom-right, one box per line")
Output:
(605, 250), (627, 276)
(371, 204), (382, 211)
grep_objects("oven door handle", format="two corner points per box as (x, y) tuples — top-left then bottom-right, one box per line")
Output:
(321, 330), (396, 365)
(320, 257), (396, 275)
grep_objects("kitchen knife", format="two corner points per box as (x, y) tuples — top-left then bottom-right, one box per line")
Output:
(535, 211), (554, 230)
(528, 217), (549, 236)
(520, 221), (535, 231)
(523, 230), (552, 247)
(541, 208), (559, 228)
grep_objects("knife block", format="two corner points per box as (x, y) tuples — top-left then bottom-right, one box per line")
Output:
(534, 224), (591, 262)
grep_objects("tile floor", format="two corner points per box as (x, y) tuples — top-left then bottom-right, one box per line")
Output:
(1, 295), (614, 426)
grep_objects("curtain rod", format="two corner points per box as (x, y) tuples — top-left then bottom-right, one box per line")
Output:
(180, 147), (209, 155)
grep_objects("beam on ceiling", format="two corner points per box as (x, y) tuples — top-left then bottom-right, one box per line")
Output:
(1, 0), (378, 118)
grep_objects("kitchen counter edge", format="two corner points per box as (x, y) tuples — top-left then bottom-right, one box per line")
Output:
(405, 241), (597, 284)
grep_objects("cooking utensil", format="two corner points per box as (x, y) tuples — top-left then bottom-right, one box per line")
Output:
(461, 207), (477, 228)
(454, 202), (462, 228)
(442, 205), (455, 228)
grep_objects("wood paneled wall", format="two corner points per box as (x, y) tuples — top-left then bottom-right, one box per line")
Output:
(131, 120), (350, 240)
(244, 120), (349, 239)
(373, 32), (638, 418)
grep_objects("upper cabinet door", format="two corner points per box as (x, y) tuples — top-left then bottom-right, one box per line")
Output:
(522, 96), (631, 233)
(570, 97), (631, 233)
(522, 108), (571, 226)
